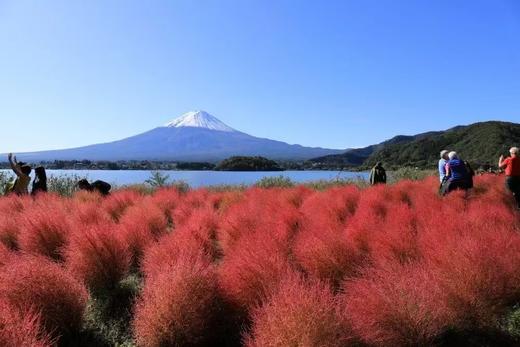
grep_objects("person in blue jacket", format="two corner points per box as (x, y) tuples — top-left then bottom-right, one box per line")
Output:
(444, 151), (470, 193)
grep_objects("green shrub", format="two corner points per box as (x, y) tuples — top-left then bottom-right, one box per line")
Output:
(255, 176), (294, 188)
(47, 174), (82, 197)
(207, 184), (248, 192)
(145, 171), (170, 188)
(388, 167), (434, 183)
(303, 177), (368, 190)
(0, 171), (14, 195)
(169, 180), (190, 194)
(143, 171), (190, 193)
(121, 184), (155, 195)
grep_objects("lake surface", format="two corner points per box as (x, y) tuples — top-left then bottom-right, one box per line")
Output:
(1, 170), (369, 188)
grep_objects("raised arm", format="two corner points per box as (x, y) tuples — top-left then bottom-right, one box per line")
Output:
(498, 155), (506, 169)
(8, 153), (23, 177)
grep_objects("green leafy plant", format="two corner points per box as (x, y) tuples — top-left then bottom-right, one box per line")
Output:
(145, 171), (170, 188)
(0, 171), (14, 195)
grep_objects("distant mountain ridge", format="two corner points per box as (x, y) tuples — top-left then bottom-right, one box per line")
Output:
(311, 121), (520, 169)
(5, 111), (343, 162)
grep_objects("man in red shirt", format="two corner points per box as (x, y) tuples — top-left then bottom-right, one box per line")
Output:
(499, 147), (520, 210)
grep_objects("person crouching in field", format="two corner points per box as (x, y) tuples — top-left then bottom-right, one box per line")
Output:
(31, 166), (48, 196)
(498, 147), (520, 210)
(444, 151), (471, 194)
(78, 179), (112, 196)
(6, 153), (31, 196)
(369, 162), (387, 185)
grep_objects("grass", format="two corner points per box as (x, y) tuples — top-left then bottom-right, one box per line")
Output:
(82, 274), (142, 347)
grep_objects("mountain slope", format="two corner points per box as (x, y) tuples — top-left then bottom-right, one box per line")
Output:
(310, 134), (426, 166)
(365, 121), (520, 168)
(9, 111), (342, 162)
(312, 121), (520, 169)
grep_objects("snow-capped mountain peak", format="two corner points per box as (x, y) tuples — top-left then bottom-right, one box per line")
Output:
(164, 111), (235, 132)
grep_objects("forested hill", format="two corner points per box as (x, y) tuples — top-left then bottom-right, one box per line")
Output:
(311, 121), (520, 169)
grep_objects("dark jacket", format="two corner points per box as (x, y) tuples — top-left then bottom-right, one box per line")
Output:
(446, 159), (468, 181)
(31, 179), (48, 195)
(370, 165), (387, 185)
(91, 180), (111, 195)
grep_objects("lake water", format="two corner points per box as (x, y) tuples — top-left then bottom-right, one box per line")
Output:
(1, 170), (369, 188)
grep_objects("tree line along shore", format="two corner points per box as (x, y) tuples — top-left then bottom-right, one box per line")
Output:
(0, 155), (508, 172)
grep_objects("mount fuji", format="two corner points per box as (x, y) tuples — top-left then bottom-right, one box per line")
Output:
(10, 111), (343, 162)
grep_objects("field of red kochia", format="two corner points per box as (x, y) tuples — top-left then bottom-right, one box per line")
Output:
(0, 174), (519, 346)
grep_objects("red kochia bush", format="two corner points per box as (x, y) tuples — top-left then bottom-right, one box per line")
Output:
(65, 223), (131, 291)
(133, 253), (219, 347)
(0, 195), (27, 214)
(293, 228), (361, 288)
(0, 211), (21, 250)
(118, 201), (169, 265)
(342, 262), (451, 346)
(218, 188), (301, 255)
(171, 189), (213, 227)
(0, 300), (54, 347)
(120, 199), (169, 237)
(245, 275), (351, 347)
(140, 196), (220, 281)
(369, 202), (420, 265)
(293, 187), (362, 286)
(0, 174), (517, 346)
(300, 186), (360, 224)
(173, 206), (221, 260)
(422, 220), (520, 329)
(218, 231), (295, 312)
(70, 198), (112, 227)
(280, 186), (314, 208)
(72, 189), (104, 204)
(18, 200), (71, 261)
(140, 232), (208, 282)
(150, 187), (181, 212)
(0, 256), (88, 339)
(102, 190), (141, 221)
(344, 185), (391, 257)
(0, 242), (13, 267)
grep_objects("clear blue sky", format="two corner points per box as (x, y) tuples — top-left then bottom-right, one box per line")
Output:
(0, 0), (519, 153)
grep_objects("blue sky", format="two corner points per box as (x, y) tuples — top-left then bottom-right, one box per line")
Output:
(0, 0), (519, 152)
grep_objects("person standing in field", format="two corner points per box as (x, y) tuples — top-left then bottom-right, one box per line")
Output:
(31, 166), (48, 195)
(444, 151), (470, 193)
(498, 147), (520, 210)
(438, 150), (449, 182)
(464, 160), (475, 189)
(369, 162), (387, 185)
(6, 153), (31, 195)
